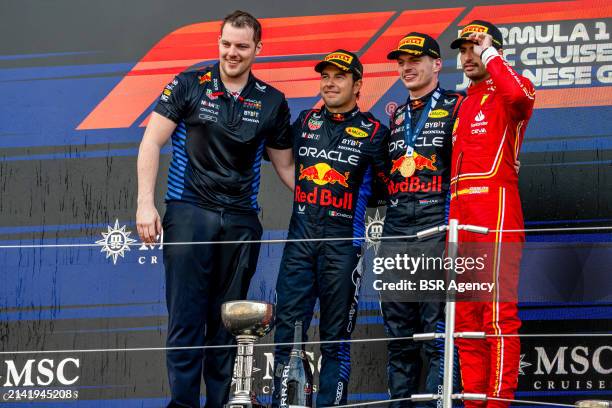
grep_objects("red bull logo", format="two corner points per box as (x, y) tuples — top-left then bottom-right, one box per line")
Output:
(413, 153), (438, 171)
(388, 176), (443, 194)
(299, 163), (349, 187)
(330, 113), (345, 122)
(390, 153), (438, 175)
(390, 155), (406, 174)
(295, 186), (353, 210)
(198, 72), (212, 84)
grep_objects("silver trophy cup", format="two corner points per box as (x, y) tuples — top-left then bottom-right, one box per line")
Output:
(222, 301), (274, 408)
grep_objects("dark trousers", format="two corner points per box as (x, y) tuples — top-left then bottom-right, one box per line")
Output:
(163, 201), (262, 408)
(272, 230), (362, 408)
(381, 300), (449, 407)
(380, 225), (460, 408)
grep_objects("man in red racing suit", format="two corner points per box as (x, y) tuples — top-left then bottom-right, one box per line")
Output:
(448, 20), (535, 408)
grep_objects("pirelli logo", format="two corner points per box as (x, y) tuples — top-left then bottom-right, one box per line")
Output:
(461, 24), (489, 35)
(399, 36), (425, 47)
(325, 52), (353, 64)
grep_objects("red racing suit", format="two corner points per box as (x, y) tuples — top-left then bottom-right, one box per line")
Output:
(448, 46), (535, 408)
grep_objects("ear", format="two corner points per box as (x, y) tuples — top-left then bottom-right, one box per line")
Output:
(255, 41), (263, 56)
(353, 77), (363, 94)
(432, 58), (442, 74)
(498, 48), (504, 57)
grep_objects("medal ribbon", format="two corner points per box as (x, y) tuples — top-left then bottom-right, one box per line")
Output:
(404, 88), (441, 157)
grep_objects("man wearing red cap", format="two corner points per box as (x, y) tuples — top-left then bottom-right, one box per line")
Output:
(449, 20), (535, 407)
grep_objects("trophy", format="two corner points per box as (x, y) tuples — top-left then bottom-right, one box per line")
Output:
(222, 300), (274, 408)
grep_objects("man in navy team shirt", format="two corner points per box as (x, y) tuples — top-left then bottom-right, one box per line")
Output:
(136, 10), (294, 408)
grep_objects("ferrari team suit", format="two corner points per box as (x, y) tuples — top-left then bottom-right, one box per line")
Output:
(273, 106), (388, 407)
(449, 47), (535, 408)
(154, 63), (292, 408)
(382, 85), (464, 407)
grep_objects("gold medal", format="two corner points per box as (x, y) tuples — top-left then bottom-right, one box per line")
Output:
(399, 155), (416, 178)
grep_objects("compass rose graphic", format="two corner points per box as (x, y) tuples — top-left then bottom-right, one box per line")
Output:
(365, 209), (385, 255)
(518, 353), (532, 375)
(96, 219), (137, 265)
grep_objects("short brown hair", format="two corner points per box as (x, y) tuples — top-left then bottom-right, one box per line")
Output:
(221, 10), (262, 44)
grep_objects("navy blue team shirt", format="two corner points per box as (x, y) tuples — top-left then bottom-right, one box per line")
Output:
(154, 63), (292, 213)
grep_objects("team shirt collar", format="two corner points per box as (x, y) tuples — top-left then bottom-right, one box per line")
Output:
(467, 77), (494, 95)
(211, 62), (256, 97)
(408, 83), (440, 110)
(321, 105), (360, 122)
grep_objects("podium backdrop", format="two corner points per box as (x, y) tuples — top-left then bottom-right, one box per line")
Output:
(1, 0), (611, 406)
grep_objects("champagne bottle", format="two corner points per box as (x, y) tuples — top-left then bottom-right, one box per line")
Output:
(280, 320), (313, 408)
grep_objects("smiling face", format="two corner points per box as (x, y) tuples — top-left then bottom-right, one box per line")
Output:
(396, 53), (441, 97)
(319, 64), (361, 112)
(459, 41), (489, 83)
(218, 23), (261, 81)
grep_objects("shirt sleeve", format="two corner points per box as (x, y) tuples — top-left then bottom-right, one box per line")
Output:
(367, 123), (391, 208)
(482, 47), (536, 120)
(290, 113), (304, 144)
(264, 97), (292, 150)
(372, 125), (390, 184)
(153, 73), (192, 124)
(447, 91), (466, 121)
